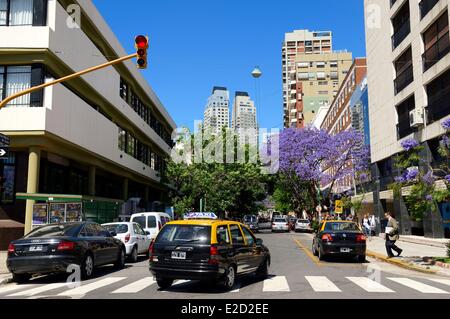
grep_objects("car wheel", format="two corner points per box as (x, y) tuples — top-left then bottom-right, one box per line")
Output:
(256, 258), (270, 279)
(81, 253), (94, 280)
(318, 247), (326, 261)
(12, 273), (31, 284)
(130, 246), (138, 263)
(114, 248), (126, 269)
(156, 278), (174, 290)
(312, 244), (318, 256)
(222, 265), (236, 290)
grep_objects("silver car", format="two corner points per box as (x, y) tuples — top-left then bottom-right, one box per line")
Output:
(272, 217), (290, 232)
(295, 219), (311, 233)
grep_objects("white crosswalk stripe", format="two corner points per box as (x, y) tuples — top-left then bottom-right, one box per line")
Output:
(0, 284), (32, 295)
(58, 277), (127, 296)
(427, 278), (450, 287)
(305, 276), (341, 292)
(347, 277), (395, 293)
(8, 283), (68, 297)
(111, 278), (155, 294)
(263, 276), (290, 292)
(387, 278), (448, 294)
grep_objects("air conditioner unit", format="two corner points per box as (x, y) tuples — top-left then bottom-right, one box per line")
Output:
(409, 108), (424, 128)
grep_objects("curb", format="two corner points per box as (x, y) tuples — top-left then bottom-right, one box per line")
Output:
(366, 250), (438, 275)
(0, 274), (12, 286)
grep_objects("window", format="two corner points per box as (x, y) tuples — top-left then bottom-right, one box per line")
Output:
(118, 127), (126, 152)
(1, 66), (32, 107)
(422, 11), (449, 71)
(391, 1), (411, 50)
(0, 0), (7, 25)
(316, 62), (326, 68)
(241, 227), (255, 246)
(394, 47), (414, 94)
(126, 132), (136, 157)
(0, 0), (45, 26)
(217, 226), (230, 245)
(229, 225), (245, 245)
(426, 68), (450, 124)
(330, 71), (339, 80)
(396, 95), (417, 139)
(0, 151), (15, 204)
(120, 78), (129, 101)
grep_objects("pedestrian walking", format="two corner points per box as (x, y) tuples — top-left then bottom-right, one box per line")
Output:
(362, 214), (371, 238)
(384, 212), (403, 258)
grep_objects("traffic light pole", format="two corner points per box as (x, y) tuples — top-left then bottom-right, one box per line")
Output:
(0, 53), (138, 110)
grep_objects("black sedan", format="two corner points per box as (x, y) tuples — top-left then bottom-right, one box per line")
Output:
(312, 221), (366, 262)
(7, 222), (126, 283)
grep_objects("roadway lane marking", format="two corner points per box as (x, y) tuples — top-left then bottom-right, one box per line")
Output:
(263, 276), (290, 292)
(387, 278), (448, 294)
(8, 283), (68, 297)
(111, 277), (155, 294)
(58, 277), (127, 296)
(294, 239), (322, 267)
(427, 278), (450, 287)
(0, 284), (33, 295)
(305, 276), (342, 292)
(346, 277), (394, 293)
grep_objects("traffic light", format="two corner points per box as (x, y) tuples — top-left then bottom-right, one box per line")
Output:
(135, 35), (149, 69)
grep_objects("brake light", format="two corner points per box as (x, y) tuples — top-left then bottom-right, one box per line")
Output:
(208, 245), (219, 265)
(57, 241), (75, 251)
(125, 233), (131, 243)
(356, 234), (367, 243)
(322, 234), (333, 242)
(8, 243), (15, 253)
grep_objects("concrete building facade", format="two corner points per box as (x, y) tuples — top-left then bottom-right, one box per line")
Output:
(364, 0), (450, 238)
(0, 0), (176, 245)
(203, 86), (230, 136)
(232, 92), (258, 147)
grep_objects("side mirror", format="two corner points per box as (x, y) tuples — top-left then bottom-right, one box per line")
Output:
(256, 238), (263, 246)
(145, 231), (151, 236)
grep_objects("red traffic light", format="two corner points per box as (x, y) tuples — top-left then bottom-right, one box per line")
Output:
(135, 35), (148, 49)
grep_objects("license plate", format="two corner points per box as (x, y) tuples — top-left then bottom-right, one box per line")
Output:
(171, 251), (186, 260)
(29, 245), (44, 252)
(341, 248), (351, 253)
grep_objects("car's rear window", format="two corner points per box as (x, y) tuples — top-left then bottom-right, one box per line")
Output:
(325, 222), (359, 231)
(156, 225), (211, 243)
(274, 218), (287, 223)
(24, 224), (81, 238)
(103, 224), (128, 234)
(298, 220), (309, 223)
(147, 216), (157, 228)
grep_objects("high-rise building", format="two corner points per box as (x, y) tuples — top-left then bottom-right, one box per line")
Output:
(203, 87), (230, 135)
(0, 0), (176, 246)
(232, 92), (258, 146)
(364, 0), (450, 238)
(282, 30), (353, 128)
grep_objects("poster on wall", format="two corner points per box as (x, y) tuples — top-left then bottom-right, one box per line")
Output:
(32, 204), (48, 225)
(49, 204), (66, 224)
(66, 203), (82, 222)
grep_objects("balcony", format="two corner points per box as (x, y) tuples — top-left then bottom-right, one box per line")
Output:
(394, 64), (414, 94)
(392, 19), (411, 50)
(419, 0), (439, 20)
(422, 32), (450, 71)
(426, 90), (450, 124)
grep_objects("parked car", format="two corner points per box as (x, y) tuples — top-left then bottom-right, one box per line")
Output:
(149, 219), (271, 290)
(257, 217), (272, 231)
(102, 222), (152, 262)
(243, 215), (259, 232)
(295, 219), (312, 233)
(272, 217), (290, 233)
(312, 221), (366, 262)
(7, 222), (126, 283)
(130, 212), (172, 241)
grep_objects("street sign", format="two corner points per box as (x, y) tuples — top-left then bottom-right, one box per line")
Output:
(0, 134), (10, 147)
(0, 147), (8, 159)
(335, 200), (344, 214)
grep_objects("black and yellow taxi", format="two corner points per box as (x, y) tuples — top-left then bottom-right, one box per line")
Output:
(312, 220), (367, 262)
(148, 213), (271, 290)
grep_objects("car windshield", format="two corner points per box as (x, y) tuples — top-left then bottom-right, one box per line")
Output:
(325, 222), (359, 231)
(156, 225), (211, 243)
(24, 224), (81, 238)
(103, 224), (128, 234)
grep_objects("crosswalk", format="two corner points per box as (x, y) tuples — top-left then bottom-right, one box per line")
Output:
(0, 275), (448, 298)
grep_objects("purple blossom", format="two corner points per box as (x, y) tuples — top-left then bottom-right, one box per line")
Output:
(445, 175), (450, 183)
(425, 195), (433, 202)
(401, 139), (420, 151)
(441, 135), (450, 148)
(394, 176), (405, 183)
(423, 171), (435, 186)
(442, 118), (450, 130)
(404, 168), (419, 181)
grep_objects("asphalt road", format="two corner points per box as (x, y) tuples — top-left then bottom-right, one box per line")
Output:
(1, 232), (449, 299)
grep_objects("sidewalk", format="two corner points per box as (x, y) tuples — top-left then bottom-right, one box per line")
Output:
(366, 235), (450, 276)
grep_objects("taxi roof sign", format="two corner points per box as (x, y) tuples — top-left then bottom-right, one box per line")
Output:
(184, 212), (218, 220)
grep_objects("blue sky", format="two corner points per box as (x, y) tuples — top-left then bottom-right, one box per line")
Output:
(93, 0), (366, 131)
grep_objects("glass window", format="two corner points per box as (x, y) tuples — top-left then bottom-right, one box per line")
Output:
(229, 225), (245, 245)
(4, 66), (31, 107)
(0, 0), (7, 25)
(118, 127), (126, 152)
(25, 224), (82, 238)
(0, 66), (4, 100)
(324, 222), (359, 231)
(216, 225), (230, 245)
(9, 0), (33, 26)
(127, 133), (136, 157)
(157, 225), (211, 243)
(147, 216), (156, 228)
(133, 216), (146, 229)
(104, 224), (129, 234)
(241, 226), (255, 246)
(120, 78), (128, 101)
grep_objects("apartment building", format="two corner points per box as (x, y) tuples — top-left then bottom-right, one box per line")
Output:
(203, 87), (230, 135)
(364, 0), (450, 238)
(232, 92), (258, 147)
(0, 0), (176, 245)
(282, 30), (353, 128)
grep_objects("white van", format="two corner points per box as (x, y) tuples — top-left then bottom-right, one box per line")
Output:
(130, 212), (172, 240)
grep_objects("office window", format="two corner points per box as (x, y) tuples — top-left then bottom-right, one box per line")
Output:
(118, 127), (127, 152)
(396, 95), (417, 139)
(120, 78), (129, 101)
(127, 133), (136, 158)
(422, 11), (449, 71)
(2, 66), (32, 107)
(0, 0), (6, 25)
(0, 0), (46, 26)
(9, 0), (33, 25)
